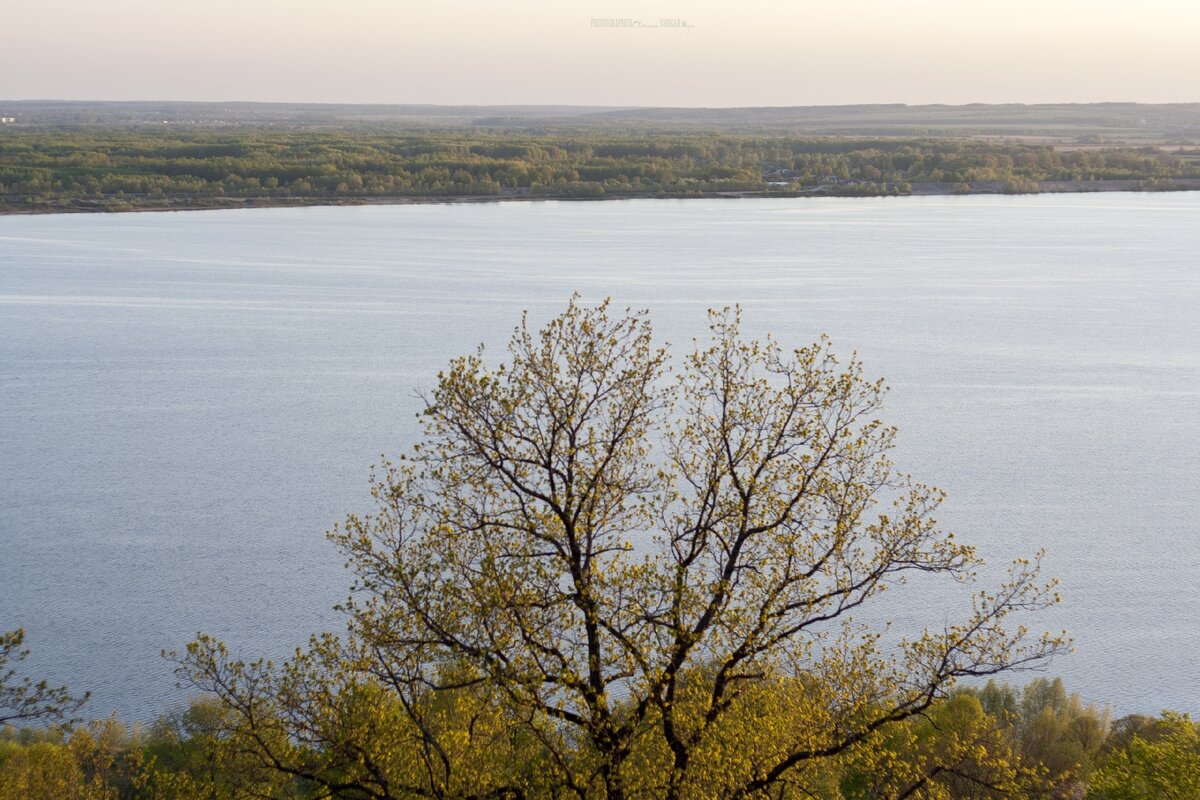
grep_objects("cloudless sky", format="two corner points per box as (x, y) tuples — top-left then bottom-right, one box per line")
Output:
(3, 0), (1197, 105)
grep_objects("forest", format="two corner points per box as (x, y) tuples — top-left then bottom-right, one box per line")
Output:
(3, 679), (1197, 800)
(2, 129), (1199, 213)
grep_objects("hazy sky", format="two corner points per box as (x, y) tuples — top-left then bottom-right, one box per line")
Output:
(4, 0), (1198, 106)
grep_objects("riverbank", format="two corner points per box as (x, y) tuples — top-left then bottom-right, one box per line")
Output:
(5, 127), (1200, 216)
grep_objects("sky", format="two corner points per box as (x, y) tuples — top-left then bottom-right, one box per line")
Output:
(3, 0), (1198, 106)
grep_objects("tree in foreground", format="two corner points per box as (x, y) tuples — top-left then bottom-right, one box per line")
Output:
(0, 628), (88, 727)
(1087, 712), (1200, 800)
(179, 299), (1066, 800)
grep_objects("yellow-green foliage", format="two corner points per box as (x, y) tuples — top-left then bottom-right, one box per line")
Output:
(0, 739), (86, 800)
(0, 719), (126, 800)
(840, 693), (1028, 800)
(1087, 712), (1200, 800)
(1, 688), (1192, 799)
(1015, 678), (1110, 796)
(169, 300), (1067, 800)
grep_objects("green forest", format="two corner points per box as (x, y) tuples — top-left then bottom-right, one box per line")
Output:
(2, 130), (1199, 213)
(5, 678), (1197, 800)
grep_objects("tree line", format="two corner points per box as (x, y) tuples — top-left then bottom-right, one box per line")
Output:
(2, 130), (1198, 211)
(3, 677), (1196, 800)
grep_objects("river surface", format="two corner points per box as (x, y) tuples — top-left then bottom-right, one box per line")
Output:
(2, 195), (1198, 722)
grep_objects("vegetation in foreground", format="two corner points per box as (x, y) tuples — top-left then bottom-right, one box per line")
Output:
(3, 130), (1200, 214)
(3, 680), (1197, 800)
(2, 301), (1196, 797)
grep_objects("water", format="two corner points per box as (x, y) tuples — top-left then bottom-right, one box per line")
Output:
(1, 195), (1197, 722)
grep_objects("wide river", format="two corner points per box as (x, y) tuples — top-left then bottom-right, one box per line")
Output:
(2, 195), (1197, 722)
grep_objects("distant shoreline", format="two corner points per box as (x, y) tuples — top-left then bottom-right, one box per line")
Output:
(6, 124), (1199, 217)
(4, 179), (1200, 216)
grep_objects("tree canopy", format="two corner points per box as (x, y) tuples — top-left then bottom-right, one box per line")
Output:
(177, 300), (1065, 800)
